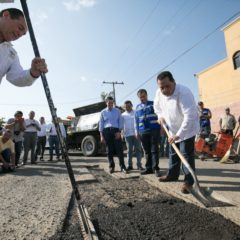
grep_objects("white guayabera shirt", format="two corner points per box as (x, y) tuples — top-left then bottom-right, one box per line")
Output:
(154, 84), (199, 142)
(0, 42), (37, 86)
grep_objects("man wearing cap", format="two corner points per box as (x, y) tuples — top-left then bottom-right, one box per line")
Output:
(0, 8), (48, 87)
(198, 101), (212, 137)
(219, 108), (236, 136)
(5, 111), (25, 167)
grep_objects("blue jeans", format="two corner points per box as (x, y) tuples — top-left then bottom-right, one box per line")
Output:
(168, 136), (195, 185)
(1, 148), (11, 163)
(49, 135), (60, 159)
(159, 135), (169, 157)
(125, 135), (142, 168)
(1, 149), (14, 172)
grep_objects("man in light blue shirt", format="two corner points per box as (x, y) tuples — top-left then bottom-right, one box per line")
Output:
(122, 100), (143, 171)
(99, 96), (127, 174)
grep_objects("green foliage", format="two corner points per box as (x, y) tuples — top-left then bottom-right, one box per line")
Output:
(0, 117), (5, 127)
(100, 91), (114, 101)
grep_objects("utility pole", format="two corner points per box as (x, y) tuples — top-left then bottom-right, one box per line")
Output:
(102, 81), (124, 105)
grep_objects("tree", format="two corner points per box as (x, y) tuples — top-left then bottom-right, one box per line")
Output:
(100, 91), (114, 101)
(0, 117), (5, 128)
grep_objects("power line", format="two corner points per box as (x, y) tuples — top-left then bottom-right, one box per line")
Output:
(119, 10), (240, 102)
(104, 0), (162, 80)
(118, 0), (191, 81)
(140, 0), (202, 74)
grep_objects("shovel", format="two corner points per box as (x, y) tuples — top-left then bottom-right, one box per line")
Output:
(220, 124), (240, 163)
(162, 123), (232, 207)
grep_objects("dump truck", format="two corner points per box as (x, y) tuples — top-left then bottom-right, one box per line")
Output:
(67, 101), (106, 156)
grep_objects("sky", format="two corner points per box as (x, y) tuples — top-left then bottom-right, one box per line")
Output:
(0, 0), (240, 122)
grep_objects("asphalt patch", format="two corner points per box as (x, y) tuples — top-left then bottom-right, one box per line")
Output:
(50, 168), (240, 240)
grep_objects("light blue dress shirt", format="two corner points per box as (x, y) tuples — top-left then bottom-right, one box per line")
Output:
(99, 107), (123, 132)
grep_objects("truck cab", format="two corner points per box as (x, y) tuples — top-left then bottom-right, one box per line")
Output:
(67, 101), (106, 156)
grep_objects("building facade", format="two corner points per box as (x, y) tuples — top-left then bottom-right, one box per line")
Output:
(196, 17), (240, 132)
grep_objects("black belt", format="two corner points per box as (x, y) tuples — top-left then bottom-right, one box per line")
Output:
(104, 127), (119, 131)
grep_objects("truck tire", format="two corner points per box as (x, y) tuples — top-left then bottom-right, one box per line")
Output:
(81, 135), (98, 156)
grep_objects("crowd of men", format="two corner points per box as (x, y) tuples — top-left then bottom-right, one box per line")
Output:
(0, 111), (66, 173)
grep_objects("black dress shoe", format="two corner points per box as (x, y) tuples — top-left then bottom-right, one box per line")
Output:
(137, 166), (144, 171)
(181, 183), (192, 194)
(109, 167), (115, 174)
(127, 166), (133, 171)
(154, 169), (161, 177)
(141, 169), (153, 175)
(158, 175), (178, 182)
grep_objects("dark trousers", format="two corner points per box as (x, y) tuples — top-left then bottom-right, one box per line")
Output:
(140, 129), (160, 171)
(168, 136), (195, 185)
(225, 129), (233, 136)
(35, 136), (46, 158)
(49, 135), (60, 159)
(23, 132), (37, 163)
(14, 141), (23, 165)
(103, 128), (126, 169)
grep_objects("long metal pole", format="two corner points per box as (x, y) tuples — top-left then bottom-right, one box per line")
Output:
(20, 0), (93, 237)
(113, 82), (116, 104)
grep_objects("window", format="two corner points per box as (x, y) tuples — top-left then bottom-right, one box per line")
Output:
(233, 51), (240, 70)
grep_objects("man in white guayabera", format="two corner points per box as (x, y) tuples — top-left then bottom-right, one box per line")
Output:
(0, 8), (48, 86)
(154, 71), (199, 194)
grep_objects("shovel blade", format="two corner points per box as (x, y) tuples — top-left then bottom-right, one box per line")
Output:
(190, 186), (212, 207)
(191, 186), (234, 207)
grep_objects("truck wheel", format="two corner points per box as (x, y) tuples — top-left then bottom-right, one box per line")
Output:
(81, 135), (98, 156)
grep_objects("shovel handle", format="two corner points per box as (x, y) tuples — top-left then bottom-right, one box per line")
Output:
(162, 123), (199, 185)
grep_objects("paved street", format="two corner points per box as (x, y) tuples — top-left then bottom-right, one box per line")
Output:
(0, 153), (239, 239)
